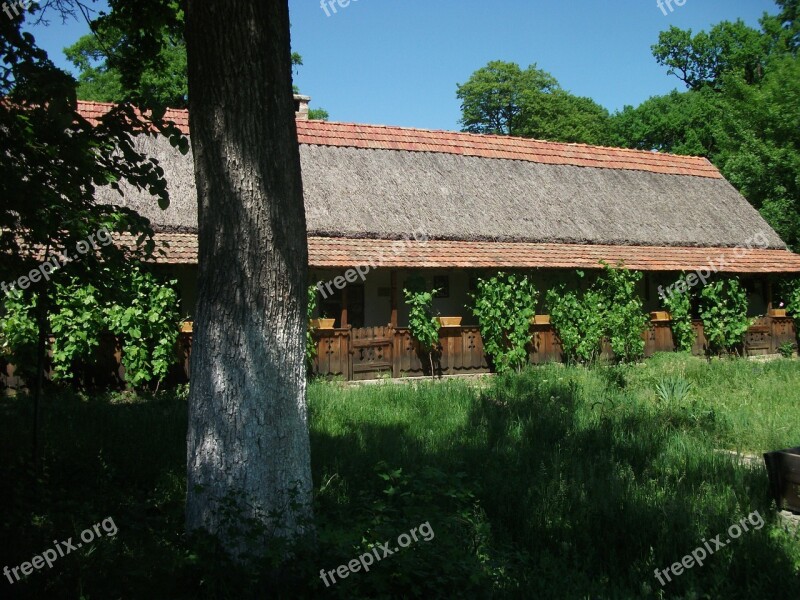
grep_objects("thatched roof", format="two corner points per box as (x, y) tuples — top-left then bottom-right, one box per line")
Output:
(86, 102), (786, 250)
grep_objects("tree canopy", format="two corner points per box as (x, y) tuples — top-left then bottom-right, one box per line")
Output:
(64, 15), (329, 118)
(456, 61), (611, 145)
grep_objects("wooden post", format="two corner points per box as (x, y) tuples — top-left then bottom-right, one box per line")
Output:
(340, 284), (349, 328)
(390, 270), (398, 328)
(765, 277), (774, 354)
(766, 277), (773, 311)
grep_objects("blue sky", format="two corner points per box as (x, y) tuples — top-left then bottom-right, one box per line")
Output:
(28, 0), (778, 130)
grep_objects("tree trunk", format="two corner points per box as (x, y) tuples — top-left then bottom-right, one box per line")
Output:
(184, 0), (312, 551)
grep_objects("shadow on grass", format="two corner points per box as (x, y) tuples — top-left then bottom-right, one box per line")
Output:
(2, 371), (799, 599)
(309, 371), (800, 598)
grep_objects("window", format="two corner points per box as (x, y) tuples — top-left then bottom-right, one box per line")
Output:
(433, 276), (449, 298)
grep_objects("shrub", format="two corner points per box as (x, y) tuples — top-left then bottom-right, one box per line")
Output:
(1, 268), (180, 388)
(469, 272), (538, 373)
(785, 278), (800, 319)
(662, 274), (697, 352)
(50, 281), (107, 380)
(105, 268), (180, 387)
(306, 284), (318, 373)
(404, 284), (441, 376)
(0, 289), (39, 381)
(546, 282), (605, 365)
(698, 278), (751, 355)
(597, 262), (648, 362)
(547, 263), (647, 364)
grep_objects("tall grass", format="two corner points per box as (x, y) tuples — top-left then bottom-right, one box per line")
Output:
(1, 354), (799, 598)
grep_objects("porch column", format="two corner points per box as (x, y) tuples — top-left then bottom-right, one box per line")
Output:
(340, 284), (349, 328)
(390, 270), (398, 327)
(766, 277), (773, 311)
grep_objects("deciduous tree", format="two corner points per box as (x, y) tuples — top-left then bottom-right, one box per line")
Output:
(183, 0), (313, 550)
(456, 60), (611, 145)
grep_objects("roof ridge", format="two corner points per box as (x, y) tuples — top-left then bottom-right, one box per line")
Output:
(75, 100), (720, 176)
(76, 100), (709, 163)
(297, 119), (710, 163)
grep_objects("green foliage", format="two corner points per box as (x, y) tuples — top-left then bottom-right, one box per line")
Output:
(779, 342), (796, 358)
(655, 374), (693, 405)
(307, 108), (329, 121)
(760, 0), (800, 54)
(547, 264), (648, 364)
(698, 278), (752, 355)
(715, 54), (800, 251)
(64, 16), (189, 108)
(547, 283), (606, 365)
(456, 60), (611, 145)
(404, 284), (441, 376)
(597, 262), (648, 363)
(662, 275), (697, 352)
(64, 16), (328, 117)
(306, 285), (318, 372)
(50, 281), (107, 380)
(10, 357), (800, 597)
(786, 278), (800, 319)
(404, 288), (440, 353)
(105, 269), (181, 387)
(652, 21), (768, 90)
(1, 3), (177, 288)
(1, 268), (180, 388)
(0, 290), (38, 380)
(469, 272), (538, 373)
(609, 88), (721, 156)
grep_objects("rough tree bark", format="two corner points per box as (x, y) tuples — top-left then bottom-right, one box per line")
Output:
(184, 0), (312, 549)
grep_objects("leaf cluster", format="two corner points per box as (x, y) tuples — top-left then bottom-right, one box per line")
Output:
(1, 267), (180, 388)
(698, 278), (752, 355)
(456, 61), (611, 145)
(469, 272), (538, 373)
(547, 263), (648, 364)
(662, 276), (697, 352)
(306, 285), (318, 372)
(403, 287), (440, 354)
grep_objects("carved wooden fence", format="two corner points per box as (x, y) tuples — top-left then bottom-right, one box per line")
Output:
(312, 317), (798, 381)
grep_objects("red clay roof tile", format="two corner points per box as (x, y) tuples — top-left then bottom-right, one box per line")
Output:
(140, 233), (800, 273)
(76, 100), (722, 178)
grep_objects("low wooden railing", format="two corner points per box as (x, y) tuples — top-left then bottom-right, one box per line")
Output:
(312, 317), (798, 381)
(1, 318), (796, 390)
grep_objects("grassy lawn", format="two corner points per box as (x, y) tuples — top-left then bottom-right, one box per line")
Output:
(2, 353), (799, 598)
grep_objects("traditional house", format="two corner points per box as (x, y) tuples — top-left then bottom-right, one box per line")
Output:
(82, 98), (800, 380)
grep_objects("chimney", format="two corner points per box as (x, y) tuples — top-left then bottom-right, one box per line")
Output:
(294, 94), (310, 120)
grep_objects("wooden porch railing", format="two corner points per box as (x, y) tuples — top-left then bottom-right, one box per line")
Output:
(1, 318), (797, 391)
(312, 317), (798, 381)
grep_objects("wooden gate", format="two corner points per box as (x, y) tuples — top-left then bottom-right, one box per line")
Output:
(350, 326), (394, 380)
(315, 328), (350, 379)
